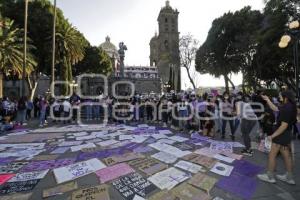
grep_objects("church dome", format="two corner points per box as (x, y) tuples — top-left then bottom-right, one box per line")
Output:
(100, 36), (119, 59)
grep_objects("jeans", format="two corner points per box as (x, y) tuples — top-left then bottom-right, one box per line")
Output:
(222, 119), (234, 136)
(86, 106), (92, 120)
(39, 110), (46, 125)
(18, 109), (26, 124)
(241, 119), (257, 150)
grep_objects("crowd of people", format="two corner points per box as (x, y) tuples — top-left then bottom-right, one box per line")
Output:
(0, 88), (299, 185)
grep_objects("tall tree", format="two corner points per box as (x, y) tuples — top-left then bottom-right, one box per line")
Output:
(0, 18), (36, 97)
(73, 46), (112, 76)
(179, 34), (199, 90)
(55, 21), (88, 94)
(196, 12), (240, 92)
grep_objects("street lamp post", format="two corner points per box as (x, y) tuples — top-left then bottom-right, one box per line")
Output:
(279, 20), (300, 101)
(22, 0), (29, 97)
(51, 0), (57, 89)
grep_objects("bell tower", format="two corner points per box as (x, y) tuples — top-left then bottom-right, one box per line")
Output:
(150, 0), (181, 91)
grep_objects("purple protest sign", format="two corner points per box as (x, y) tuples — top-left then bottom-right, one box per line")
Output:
(76, 147), (130, 162)
(20, 158), (75, 172)
(217, 172), (258, 200)
(0, 157), (16, 165)
(233, 160), (264, 177)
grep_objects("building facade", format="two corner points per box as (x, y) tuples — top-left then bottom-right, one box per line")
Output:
(150, 0), (181, 92)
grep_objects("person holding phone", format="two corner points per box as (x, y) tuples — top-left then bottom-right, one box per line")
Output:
(257, 91), (296, 185)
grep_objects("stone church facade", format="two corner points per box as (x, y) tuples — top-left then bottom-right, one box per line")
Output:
(150, 0), (181, 92)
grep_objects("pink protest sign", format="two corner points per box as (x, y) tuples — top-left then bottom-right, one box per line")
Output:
(0, 174), (15, 185)
(95, 163), (135, 183)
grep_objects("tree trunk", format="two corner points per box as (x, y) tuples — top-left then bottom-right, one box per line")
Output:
(0, 72), (3, 98)
(242, 74), (246, 94)
(26, 75), (38, 101)
(227, 75), (235, 90)
(184, 66), (196, 90)
(224, 74), (229, 93)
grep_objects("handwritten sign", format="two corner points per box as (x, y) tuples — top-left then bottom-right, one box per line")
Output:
(210, 142), (233, 153)
(8, 169), (49, 182)
(72, 185), (110, 200)
(174, 160), (206, 174)
(128, 158), (168, 176)
(54, 158), (106, 184)
(0, 162), (28, 174)
(103, 153), (145, 166)
(43, 181), (78, 198)
(190, 155), (217, 169)
(0, 180), (40, 194)
(96, 163), (135, 183)
(112, 173), (157, 200)
(148, 167), (190, 190)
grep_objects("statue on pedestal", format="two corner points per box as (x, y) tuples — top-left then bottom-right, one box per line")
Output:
(118, 42), (127, 77)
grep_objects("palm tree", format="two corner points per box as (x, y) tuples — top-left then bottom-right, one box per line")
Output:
(55, 21), (88, 95)
(0, 18), (36, 97)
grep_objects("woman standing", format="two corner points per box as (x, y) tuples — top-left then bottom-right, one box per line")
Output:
(257, 91), (296, 185)
(220, 92), (235, 140)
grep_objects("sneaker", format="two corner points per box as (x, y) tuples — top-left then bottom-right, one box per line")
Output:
(257, 173), (276, 183)
(241, 149), (253, 156)
(276, 174), (296, 185)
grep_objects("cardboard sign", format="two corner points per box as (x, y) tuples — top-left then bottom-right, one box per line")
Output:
(0, 162), (28, 174)
(72, 185), (110, 200)
(0, 180), (40, 194)
(0, 192), (32, 200)
(103, 153), (145, 166)
(8, 169), (49, 182)
(43, 181), (78, 198)
(112, 173), (157, 200)
(54, 158), (106, 184)
(128, 158), (168, 176)
(188, 173), (217, 193)
(171, 183), (210, 200)
(32, 154), (59, 161)
(148, 190), (177, 200)
(96, 163), (135, 183)
(190, 155), (217, 169)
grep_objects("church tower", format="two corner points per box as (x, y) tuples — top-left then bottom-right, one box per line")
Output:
(150, 0), (181, 92)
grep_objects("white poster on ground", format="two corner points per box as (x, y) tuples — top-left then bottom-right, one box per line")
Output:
(53, 158), (106, 184)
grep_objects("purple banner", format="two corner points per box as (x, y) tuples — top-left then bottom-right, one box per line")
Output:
(233, 160), (264, 177)
(20, 158), (75, 172)
(217, 172), (258, 200)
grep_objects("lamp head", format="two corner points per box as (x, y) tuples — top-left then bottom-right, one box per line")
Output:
(289, 20), (300, 29)
(279, 41), (288, 48)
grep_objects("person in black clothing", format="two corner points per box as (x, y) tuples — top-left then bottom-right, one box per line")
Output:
(258, 90), (297, 185)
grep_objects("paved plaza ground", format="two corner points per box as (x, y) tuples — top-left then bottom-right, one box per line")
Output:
(0, 120), (299, 200)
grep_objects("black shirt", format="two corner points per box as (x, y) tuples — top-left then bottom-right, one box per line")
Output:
(273, 102), (297, 146)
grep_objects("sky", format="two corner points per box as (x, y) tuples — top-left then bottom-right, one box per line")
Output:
(55, 0), (265, 89)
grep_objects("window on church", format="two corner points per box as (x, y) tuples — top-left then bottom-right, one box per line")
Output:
(165, 18), (168, 23)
